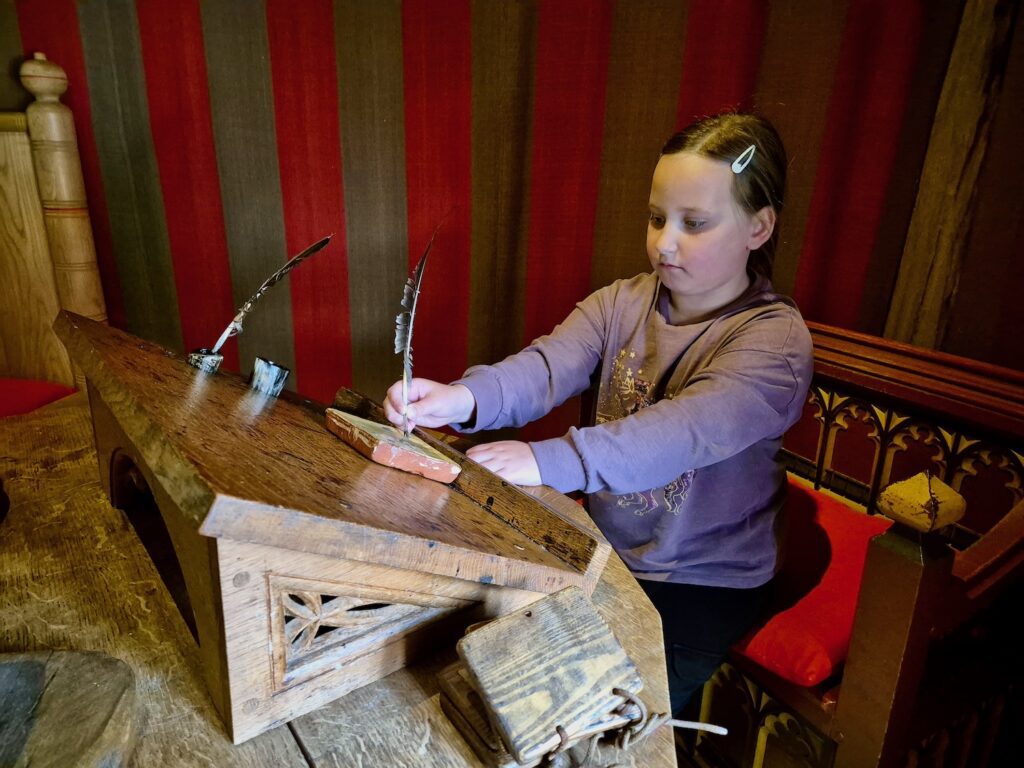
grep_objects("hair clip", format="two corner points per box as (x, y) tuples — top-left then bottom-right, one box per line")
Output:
(731, 145), (756, 174)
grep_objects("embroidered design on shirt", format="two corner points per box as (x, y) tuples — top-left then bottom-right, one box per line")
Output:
(617, 489), (659, 516)
(599, 348), (654, 423)
(602, 346), (696, 516)
(664, 470), (696, 514)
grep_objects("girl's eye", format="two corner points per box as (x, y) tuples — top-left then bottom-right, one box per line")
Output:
(684, 219), (707, 230)
(648, 213), (665, 228)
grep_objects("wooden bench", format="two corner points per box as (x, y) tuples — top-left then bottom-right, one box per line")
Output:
(683, 323), (1024, 768)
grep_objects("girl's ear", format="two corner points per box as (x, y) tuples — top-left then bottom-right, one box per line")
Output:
(747, 206), (776, 250)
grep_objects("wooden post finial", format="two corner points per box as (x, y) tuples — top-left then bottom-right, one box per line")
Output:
(19, 52), (69, 102)
(18, 52), (108, 387)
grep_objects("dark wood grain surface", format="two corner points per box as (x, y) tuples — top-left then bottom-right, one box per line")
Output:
(331, 388), (609, 578)
(809, 321), (1024, 438)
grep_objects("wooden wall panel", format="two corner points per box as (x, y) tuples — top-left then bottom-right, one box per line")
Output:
(0, 124), (73, 383)
(942, 2), (1024, 371)
(886, 0), (1019, 350)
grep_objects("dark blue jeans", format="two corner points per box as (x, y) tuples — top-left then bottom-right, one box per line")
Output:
(639, 578), (773, 717)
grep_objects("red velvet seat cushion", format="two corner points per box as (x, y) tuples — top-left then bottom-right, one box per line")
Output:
(734, 479), (893, 687)
(0, 379), (76, 418)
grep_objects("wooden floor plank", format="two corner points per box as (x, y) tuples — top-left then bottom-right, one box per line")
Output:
(0, 650), (140, 768)
(0, 395), (307, 767)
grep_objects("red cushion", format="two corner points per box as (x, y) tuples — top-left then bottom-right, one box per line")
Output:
(0, 379), (76, 418)
(734, 479), (893, 686)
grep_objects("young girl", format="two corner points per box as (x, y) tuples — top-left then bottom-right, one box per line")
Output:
(384, 113), (813, 716)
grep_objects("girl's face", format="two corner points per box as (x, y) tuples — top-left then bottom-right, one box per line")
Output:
(647, 151), (774, 322)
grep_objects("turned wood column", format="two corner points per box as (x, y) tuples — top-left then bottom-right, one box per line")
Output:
(19, 53), (107, 335)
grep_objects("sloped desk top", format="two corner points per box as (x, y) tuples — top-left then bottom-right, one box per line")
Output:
(0, 393), (675, 766)
(53, 311), (608, 595)
(49, 311), (623, 743)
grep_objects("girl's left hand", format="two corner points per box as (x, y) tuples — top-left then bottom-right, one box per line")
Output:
(466, 441), (541, 486)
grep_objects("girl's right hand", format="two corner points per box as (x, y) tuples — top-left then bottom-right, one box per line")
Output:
(383, 378), (476, 431)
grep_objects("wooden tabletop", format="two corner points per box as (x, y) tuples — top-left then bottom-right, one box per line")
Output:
(0, 393), (675, 767)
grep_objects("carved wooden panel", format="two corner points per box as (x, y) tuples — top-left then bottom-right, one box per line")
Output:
(784, 382), (1023, 535)
(217, 538), (542, 744)
(267, 574), (470, 691)
(695, 662), (836, 768)
(904, 691), (1007, 768)
(754, 712), (829, 768)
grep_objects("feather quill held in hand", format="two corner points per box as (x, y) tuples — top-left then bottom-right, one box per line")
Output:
(210, 235), (332, 355)
(395, 230), (438, 437)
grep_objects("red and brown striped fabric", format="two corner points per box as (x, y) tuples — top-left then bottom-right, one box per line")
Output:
(12, 0), (971, 412)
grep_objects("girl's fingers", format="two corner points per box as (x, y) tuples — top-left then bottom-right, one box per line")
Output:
(466, 442), (541, 486)
(383, 378), (472, 430)
(382, 398), (401, 426)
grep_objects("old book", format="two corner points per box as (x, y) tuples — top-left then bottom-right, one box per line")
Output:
(325, 407), (461, 483)
(455, 586), (643, 765)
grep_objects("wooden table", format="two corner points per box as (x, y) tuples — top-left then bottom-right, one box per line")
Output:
(0, 393), (675, 767)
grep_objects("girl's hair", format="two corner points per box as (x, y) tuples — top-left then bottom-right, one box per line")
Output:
(661, 113), (786, 281)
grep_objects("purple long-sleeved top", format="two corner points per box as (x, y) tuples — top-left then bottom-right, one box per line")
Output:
(455, 272), (813, 588)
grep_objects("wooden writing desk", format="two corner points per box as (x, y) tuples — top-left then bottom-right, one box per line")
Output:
(0, 395), (674, 765)
(51, 312), (618, 744)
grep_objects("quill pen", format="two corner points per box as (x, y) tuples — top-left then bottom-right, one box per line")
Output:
(211, 235), (332, 355)
(394, 230), (438, 437)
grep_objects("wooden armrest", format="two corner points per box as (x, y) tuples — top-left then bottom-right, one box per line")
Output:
(952, 497), (1024, 598)
(809, 322), (1024, 439)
